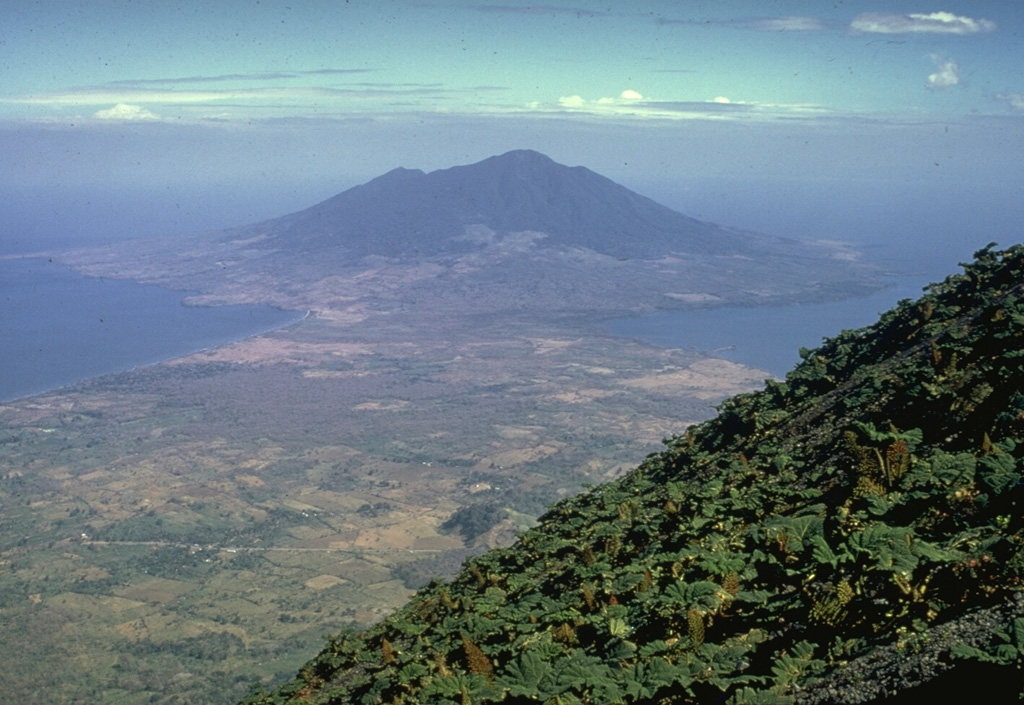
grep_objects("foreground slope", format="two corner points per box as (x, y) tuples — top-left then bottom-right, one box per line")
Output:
(244, 243), (1024, 704)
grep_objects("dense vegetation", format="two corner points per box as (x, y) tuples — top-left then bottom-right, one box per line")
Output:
(243, 244), (1024, 704)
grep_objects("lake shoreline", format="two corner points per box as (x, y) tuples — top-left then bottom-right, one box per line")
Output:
(0, 257), (309, 403)
(602, 273), (933, 379)
(0, 309), (310, 405)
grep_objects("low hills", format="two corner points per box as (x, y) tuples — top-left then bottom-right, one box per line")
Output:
(243, 244), (1024, 704)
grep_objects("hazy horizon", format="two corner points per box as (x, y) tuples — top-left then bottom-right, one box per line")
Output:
(2, 1), (1021, 266)
(2, 165), (1014, 288)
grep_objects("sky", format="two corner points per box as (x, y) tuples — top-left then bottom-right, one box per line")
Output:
(1, 0), (1022, 260)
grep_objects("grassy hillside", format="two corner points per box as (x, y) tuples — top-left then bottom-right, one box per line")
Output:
(243, 244), (1024, 704)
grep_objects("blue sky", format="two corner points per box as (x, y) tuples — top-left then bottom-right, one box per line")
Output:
(3, 1), (1021, 123)
(1, 1), (1022, 255)
(4, 1), (1019, 123)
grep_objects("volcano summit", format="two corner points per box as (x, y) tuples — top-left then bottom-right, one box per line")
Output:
(58, 150), (880, 320)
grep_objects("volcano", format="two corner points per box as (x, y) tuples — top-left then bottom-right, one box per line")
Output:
(56, 150), (881, 317)
(240, 149), (793, 261)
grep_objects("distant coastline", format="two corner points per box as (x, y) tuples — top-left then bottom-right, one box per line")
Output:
(604, 274), (929, 378)
(0, 257), (306, 403)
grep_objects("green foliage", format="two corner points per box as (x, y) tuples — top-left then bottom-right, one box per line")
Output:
(770, 641), (825, 690)
(952, 617), (1024, 667)
(243, 244), (1024, 704)
(441, 501), (507, 543)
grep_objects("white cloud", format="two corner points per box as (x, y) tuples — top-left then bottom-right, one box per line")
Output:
(542, 90), (821, 123)
(926, 56), (960, 89)
(996, 93), (1024, 112)
(93, 103), (159, 120)
(597, 90), (642, 105)
(10, 85), (465, 111)
(561, 90), (646, 112)
(750, 16), (826, 32)
(851, 11), (996, 34)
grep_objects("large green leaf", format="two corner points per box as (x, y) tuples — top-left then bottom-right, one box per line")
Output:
(499, 649), (553, 698)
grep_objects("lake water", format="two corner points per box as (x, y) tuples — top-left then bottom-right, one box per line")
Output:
(0, 255), (962, 403)
(611, 175), (1022, 378)
(605, 275), (935, 379)
(2, 178), (1013, 401)
(0, 257), (303, 402)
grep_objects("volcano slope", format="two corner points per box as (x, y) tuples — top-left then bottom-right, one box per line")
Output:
(56, 150), (878, 318)
(242, 244), (1024, 705)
